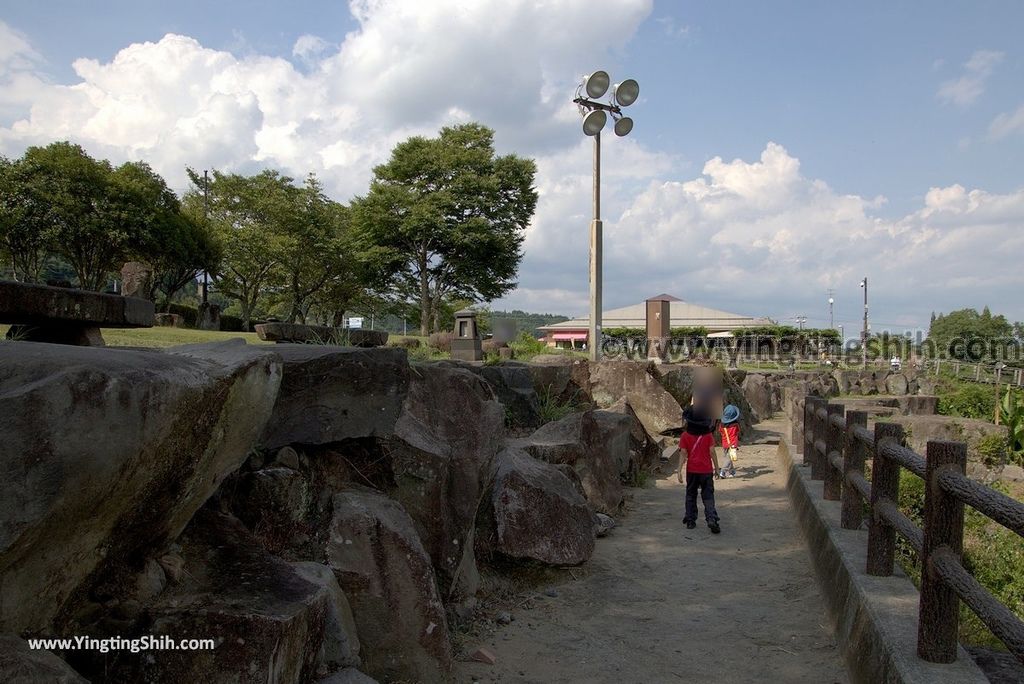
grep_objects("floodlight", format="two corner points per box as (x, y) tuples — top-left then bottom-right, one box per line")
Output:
(612, 79), (640, 107)
(582, 109), (607, 136)
(613, 116), (633, 136)
(583, 71), (610, 99)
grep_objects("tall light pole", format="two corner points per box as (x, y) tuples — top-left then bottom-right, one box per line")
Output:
(860, 277), (869, 367)
(827, 290), (834, 329)
(573, 71), (639, 361)
(202, 169), (210, 305)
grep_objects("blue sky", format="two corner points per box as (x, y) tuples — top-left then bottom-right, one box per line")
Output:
(2, 1), (1022, 334)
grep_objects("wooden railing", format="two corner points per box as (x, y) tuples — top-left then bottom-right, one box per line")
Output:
(792, 395), (1024, 664)
(925, 359), (1024, 387)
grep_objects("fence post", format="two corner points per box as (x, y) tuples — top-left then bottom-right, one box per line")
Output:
(842, 410), (868, 529)
(803, 398), (814, 465)
(867, 422), (904, 576)
(975, 364), (981, 381)
(918, 439), (967, 663)
(823, 402), (845, 500)
(793, 396), (804, 456)
(809, 397), (825, 479)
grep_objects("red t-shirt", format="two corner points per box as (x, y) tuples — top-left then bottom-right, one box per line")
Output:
(680, 432), (715, 474)
(720, 423), (739, 449)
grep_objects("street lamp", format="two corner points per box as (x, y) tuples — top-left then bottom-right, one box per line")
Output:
(573, 70), (640, 361)
(860, 278), (869, 367)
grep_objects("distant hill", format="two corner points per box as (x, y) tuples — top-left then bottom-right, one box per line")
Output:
(490, 309), (569, 337)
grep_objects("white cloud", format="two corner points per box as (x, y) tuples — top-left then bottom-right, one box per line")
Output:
(937, 49), (1004, 107)
(655, 17), (691, 38)
(292, 34), (331, 65)
(506, 142), (1024, 328)
(0, 8), (1020, 328)
(0, 0), (653, 195)
(989, 104), (1024, 139)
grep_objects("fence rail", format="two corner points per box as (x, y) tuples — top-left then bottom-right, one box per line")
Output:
(794, 394), (1024, 664)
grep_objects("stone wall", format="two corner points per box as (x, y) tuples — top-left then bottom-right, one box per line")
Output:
(0, 344), (656, 683)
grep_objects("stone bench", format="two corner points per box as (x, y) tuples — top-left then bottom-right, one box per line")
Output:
(1, 280), (154, 346)
(254, 322), (388, 347)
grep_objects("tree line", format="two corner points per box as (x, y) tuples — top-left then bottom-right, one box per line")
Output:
(0, 123), (538, 335)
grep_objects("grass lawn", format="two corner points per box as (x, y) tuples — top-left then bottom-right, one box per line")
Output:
(1, 324), (272, 348)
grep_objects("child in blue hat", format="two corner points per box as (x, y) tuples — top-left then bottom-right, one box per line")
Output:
(718, 404), (741, 478)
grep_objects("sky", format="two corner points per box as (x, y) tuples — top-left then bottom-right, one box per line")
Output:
(1, 0), (1022, 337)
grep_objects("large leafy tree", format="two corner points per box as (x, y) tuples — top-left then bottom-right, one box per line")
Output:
(276, 175), (354, 324)
(0, 155), (48, 282)
(3, 143), (188, 291)
(352, 123), (537, 335)
(186, 169), (362, 328)
(185, 169), (286, 330)
(927, 307), (1015, 360)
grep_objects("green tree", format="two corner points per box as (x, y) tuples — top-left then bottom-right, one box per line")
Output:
(0, 155), (49, 282)
(927, 308), (1014, 361)
(352, 123), (538, 335)
(6, 143), (186, 291)
(275, 175), (355, 324)
(107, 161), (217, 308)
(185, 169), (287, 330)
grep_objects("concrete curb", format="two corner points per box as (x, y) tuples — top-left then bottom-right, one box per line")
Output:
(777, 436), (988, 684)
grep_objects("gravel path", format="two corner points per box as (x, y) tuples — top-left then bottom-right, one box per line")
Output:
(457, 419), (848, 684)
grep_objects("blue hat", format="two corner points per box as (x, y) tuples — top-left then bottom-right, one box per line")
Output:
(722, 404), (740, 424)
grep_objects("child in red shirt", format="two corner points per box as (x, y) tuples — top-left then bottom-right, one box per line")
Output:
(718, 404), (741, 479)
(680, 406), (721, 534)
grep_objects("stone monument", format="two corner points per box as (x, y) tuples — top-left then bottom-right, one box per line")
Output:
(451, 309), (483, 362)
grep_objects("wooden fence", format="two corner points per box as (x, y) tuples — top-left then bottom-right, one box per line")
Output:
(791, 395), (1024, 664)
(925, 359), (1024, 388)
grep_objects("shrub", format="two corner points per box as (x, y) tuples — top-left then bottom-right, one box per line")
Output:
(220, 314), (247, 332)
(976, 433), (1009, 468)
(428, 331), (453, 352)
(938, 383), (995, 420)
(392, 337), (421, 349)
(167, 303), (199, 327)
(482, 339), (501, 354)
(509, 331), (546, 360)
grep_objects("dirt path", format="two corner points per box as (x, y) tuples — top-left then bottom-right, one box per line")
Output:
(457, 419), (848, 684)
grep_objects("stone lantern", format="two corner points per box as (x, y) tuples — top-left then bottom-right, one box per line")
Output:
(451, 308), (483, 361)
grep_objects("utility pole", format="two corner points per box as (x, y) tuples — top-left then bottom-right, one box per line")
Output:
(860, 277), (869, 367)
(827, 289), (834, 329)
(202, 170), (210, 305)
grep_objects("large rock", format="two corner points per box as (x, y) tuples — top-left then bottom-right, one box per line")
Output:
(476, 362), (542, 429)
(514, 410), (626, 514)
(0, 340), (281, 633)
(604, 398), (661, 479)
(481, 447), (596, 566)
(589, 361), (684, 443)
(384, 363), (504, 602)
(884, 415), (1009, 465)
(895, 395), (939, 415)
(327, 487), (452, 683)
(292, 562), (361, 673)
(255, 323), (388, 347)
(741, 373), (774, 420)
(260, 346), (409, 451)
(100, 510), (329, 684)
(0, 635), (88, 683)
(527, 354), (591, 404)
(0, 280), (154, 346)
(317, 669), (380, 684)
(885, 372), (909, 395)
(440, 360), (541, 429)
